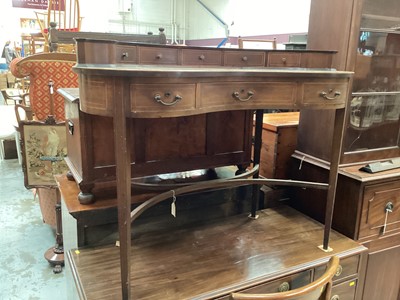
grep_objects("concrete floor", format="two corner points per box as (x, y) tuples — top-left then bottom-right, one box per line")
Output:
(0, 158), (68, 299)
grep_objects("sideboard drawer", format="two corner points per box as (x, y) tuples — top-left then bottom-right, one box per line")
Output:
(314, 255), (360, 283)
(268, 52), (301, 67)
(242, 270), (311, 294)
(139, 47), (179, 65)
(330, 279), (358, 300)
(130, 83), (196, 113)
(182, 49), (222, 66)
(300, 81), (348, 109)
(359, 180), (400, 239)
(198, 82), (296, 110)
(224, 51), (266, 67)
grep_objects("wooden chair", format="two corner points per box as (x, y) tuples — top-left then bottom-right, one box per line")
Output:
(231, 256), (340, 300)
(35, 0), (81, 52)
(238, 37), (277, 50)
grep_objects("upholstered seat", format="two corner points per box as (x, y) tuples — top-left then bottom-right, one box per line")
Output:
(10, 52), (78, 121)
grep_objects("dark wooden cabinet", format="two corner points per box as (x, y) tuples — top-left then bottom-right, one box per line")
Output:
(289, 156), (400, 300)
(292, 1), (400, 299)
(259, 112), (299, 179)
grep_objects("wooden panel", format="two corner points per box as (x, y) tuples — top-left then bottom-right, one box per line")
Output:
(224, 50), (266, 67)
(267, 52), (301, 67)
(181, 49), (222, 66)
(139, 46), (179, 65)
(359, 180), (400, 239)
(362, 245), (400, 300)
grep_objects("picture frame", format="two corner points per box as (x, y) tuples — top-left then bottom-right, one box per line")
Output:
(20, 117), (68, 188)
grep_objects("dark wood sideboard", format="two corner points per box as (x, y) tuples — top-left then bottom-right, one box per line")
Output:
(63, 39), (355, 299)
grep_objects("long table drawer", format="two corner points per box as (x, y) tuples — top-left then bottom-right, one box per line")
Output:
(198, 82), (296, 111)
(130, 83), (196, 113)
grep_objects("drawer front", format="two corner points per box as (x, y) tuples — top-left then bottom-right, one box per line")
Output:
(239, 270), (311, 294)
(359, 180), (400, 239)
(300, 81), (348, 109)
(268, 52), (301, 67)
(198, 82), (296, 110)
(300, 52), (333, 68)
(182, 49), (222, 66)
(314, 255), (360, 283)
(330, 279), (358, 300)
(139, 47), (179, 65)
(130, 83), (196, 113)
(224, 51), (266, 67)
(115, 46), (137, 63)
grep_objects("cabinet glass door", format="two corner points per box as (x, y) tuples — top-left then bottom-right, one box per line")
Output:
(343, 27), (400, 153)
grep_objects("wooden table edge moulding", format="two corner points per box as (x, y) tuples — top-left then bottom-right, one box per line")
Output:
(72, 39), (353, 299)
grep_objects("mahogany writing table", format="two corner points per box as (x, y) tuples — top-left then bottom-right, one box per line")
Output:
(71, 40), (353, 298)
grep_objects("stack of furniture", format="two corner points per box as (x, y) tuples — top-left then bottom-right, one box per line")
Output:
(35, 0), (82, 52)
(289, 0), (400, 299)
(57, 40), (368, 299)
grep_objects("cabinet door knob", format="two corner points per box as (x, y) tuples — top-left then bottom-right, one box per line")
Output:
(242, 56), (248, 62)
(199, 54), (205, 60)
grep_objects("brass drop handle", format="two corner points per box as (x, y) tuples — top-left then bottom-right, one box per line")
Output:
(154, 93), (182, 106)
(242, 56), (248, 62)
(278, 281), (290, 292)
(122, 52), (129, 58)
(320, 89), (341, 100)
(232, 90), (255, 102)
(281, 57), (287, 63)
(199, 54), (205, 60)
(156, 54), (163, 59)
(331, 295), (340, 300)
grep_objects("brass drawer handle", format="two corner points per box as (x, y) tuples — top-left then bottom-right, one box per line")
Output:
(320, 90), (341, 100)
(335, 265), (343, 277)
(281, 57), (287, 63)
(121, 52), (129, 59)
(154, 93), (182, 106)
(156, 54), (163, 59)
(278, 281), (290, 292)
(199, 54), (205, 60)
(232, 90), (254, 102)
(242, 56), (248, 62)
(331, 295), (340, 300)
